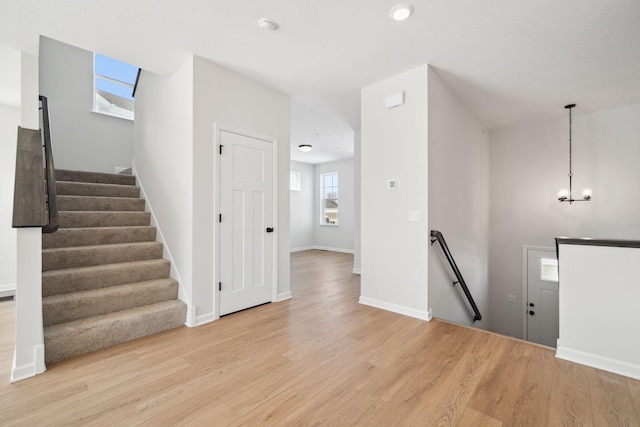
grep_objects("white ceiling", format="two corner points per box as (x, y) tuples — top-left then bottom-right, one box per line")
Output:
(2, 0), (640, 163)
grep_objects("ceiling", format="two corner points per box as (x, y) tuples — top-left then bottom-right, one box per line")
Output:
(1, 1), (640, 163)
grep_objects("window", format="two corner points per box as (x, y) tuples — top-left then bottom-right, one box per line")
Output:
(321, 172), (339, 225)
(540, 258), (559, 282)
(290, 171), (301, 191)
(94, 53), (138, 120)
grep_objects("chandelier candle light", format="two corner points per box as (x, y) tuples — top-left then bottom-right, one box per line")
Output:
(558, 104), (592, 204)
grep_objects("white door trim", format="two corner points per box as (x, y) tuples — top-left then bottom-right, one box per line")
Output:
(213, 122), (278, 319)
(522, 245), (555, 340)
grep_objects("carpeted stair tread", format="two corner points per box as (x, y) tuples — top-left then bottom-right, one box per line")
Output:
(57, 181), (140, 198)
(59, 211), (151, 228)
(43, 241), (164, 271)
(44, 300), (187, 364)
(43, 226), (156, 249)
(43, 259), (171, 296)
(56, 169), (136, 186)
(43, 278), (179, 326)
(57, 195), (145, 211)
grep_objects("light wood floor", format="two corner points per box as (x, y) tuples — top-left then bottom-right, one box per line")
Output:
(1, 250), (639, 426)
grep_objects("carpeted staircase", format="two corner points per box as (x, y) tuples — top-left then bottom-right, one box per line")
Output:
(42, 169), (187, 364)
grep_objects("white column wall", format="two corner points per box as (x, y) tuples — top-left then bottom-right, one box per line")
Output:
(360, 65), (429, 320)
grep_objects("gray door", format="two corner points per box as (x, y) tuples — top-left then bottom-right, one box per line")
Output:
(526, 249), (559, 347)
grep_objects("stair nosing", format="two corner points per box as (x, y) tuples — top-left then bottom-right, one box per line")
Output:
(43, 277), (178, 302)
(42, 241), (163, 254)
(42, 258), (171, 276)
(44, 300), (186, 332)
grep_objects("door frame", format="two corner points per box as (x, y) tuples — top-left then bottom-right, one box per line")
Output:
(213, 122), (279, 319)
(521, 245), (556, 340)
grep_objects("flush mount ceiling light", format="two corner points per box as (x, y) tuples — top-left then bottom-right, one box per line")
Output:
(389, 3), (414, 21)
(298, 144), (313, 152)
(258, 18), (278, 32)
(557, 104), (592, 204)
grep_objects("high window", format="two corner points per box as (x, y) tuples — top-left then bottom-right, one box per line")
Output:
(321, 172), (339, 225)
(94, 53), (137, 120)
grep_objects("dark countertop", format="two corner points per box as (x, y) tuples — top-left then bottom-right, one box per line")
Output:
(556, 237), (640, 249)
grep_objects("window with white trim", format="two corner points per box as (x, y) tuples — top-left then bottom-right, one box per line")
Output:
(94, 53), (137, 120)
(321, 172), (339, 225)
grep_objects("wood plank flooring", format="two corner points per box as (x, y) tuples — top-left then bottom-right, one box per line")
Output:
(1, 249), (639, 426)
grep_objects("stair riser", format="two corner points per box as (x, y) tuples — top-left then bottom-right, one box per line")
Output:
(58, 196), (145, 212)
(58, 212), (151, 228)
(43, 260), (171, 296)
(44, 301), (187, 364)
(43, 227), (156, 249)
(43, 243), (164, 271)
(56, 169), (136, 186)
(57, 181), (140, 198)
(43, 280), (179, 326)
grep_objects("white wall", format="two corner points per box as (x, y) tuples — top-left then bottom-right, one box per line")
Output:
(314, 159), (355, 253)
(556, 242), (640, 380)
(13, 51), (46, 381)
(0, 105), (20, 295)
(489, 104), (640, 338)
(192, 56), (291, 319)
(360, 65), (429, 320)
(290, 161), (315, 251)
(427, 68), (490, 329)
(0, 46), (22, 295)
(353, 130), (361, 273)
(134, 57), (195, 316)
(39, 37), (133, 173)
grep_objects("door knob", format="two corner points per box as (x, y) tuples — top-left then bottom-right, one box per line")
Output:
(266, 227), (274, 233)
(529, 310), (535, 316)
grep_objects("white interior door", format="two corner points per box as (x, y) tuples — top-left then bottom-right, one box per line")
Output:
(219, 129), (274, 316)
(526, 248), (559, 347)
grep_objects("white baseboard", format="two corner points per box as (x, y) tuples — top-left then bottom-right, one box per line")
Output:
(358, 296), (430, 321)
(556, 341), (640, 380)
(195, 312), (217, 327)
(290, 246), (354, 254)
(185, 305), (197, 327)
(276, 291), (292, 302)
(11, 344), (46, 383)
(0, 283), (16, 298)
(290, 246), (314, 253)
(352, 268), (361, 275)
(312, 246), (354, 254)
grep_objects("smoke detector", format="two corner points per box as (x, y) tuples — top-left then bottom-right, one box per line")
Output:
(258, 18), (278, 32)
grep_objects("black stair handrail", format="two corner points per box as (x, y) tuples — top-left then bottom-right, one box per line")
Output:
(430, 230), (482, 322)
(40, 96), (59, 233)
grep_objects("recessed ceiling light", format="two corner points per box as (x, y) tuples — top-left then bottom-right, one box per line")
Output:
(298, 144), (313, 152)
(389, 3), (414, 21)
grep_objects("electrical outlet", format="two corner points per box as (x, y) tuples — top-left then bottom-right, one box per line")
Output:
(507, 294), (516, 303)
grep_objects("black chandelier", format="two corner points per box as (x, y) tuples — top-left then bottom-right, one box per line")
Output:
(558, 104), (592, 204)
